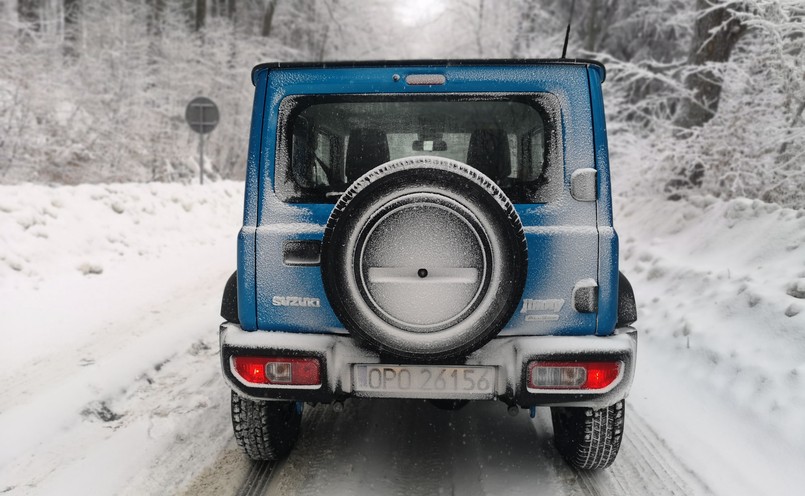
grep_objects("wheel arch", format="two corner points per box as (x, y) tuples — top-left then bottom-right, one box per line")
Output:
(222, 271), (239, 324)
(617, 271), (637, 327)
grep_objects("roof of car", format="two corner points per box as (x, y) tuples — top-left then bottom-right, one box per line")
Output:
(251, 59), (606, 85)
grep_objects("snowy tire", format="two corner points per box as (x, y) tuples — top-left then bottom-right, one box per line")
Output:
(231, 392), (302, 461)
(551, 400), (625, 470)
(321, 157), (527, 361)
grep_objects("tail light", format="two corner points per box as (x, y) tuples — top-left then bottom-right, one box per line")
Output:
(233, 356), (321, 386)
(527, 361), (620, 390)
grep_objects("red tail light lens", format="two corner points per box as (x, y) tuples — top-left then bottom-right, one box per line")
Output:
(233, 356), (321, 386)
(528, 361), (620, 390)
(234, 357), (270, 384)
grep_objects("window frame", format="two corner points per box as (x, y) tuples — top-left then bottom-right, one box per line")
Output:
(274, 92), (563, 204)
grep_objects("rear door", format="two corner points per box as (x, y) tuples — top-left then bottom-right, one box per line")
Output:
(252, 63), (599, 336)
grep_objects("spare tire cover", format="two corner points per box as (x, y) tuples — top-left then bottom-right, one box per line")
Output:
(321, 157), (528, 361)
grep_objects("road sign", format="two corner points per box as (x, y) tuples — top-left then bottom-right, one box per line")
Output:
(185, 97), (219, 184)
(185, 97), (219, 134)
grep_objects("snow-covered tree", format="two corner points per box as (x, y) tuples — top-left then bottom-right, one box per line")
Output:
(0, 0), (802, 207)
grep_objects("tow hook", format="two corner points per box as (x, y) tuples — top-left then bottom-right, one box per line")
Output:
(507, 405), (520, 417)
(331, 400), (345, 413)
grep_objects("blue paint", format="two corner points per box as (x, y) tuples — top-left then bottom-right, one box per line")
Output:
(236, 62), (617, 337)
(237, 227), (258, 330)
(236, 69), (267, 330)
(587, 66), (620, 335)
(597, 228), (620, 335)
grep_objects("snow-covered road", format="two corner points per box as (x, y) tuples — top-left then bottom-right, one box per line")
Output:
(250, 398), (707, 495)
(1, 182), (804, 495)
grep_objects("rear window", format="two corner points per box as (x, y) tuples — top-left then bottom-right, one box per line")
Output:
(275, 93), (562, 204)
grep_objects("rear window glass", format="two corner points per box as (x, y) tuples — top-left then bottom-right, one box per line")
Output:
(275, 93), (562, 204)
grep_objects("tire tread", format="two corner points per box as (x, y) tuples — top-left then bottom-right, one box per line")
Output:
(552, 400), (625, 470)
(231, 392), (301, 461)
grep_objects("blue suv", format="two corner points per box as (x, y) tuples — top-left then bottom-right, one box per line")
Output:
(220, 60), (638, 470)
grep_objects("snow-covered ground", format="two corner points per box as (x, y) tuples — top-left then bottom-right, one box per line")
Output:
(618, 193), (805, 443)
(615, 192), (805, 495)
(0, 182), (243, 494)
(1, 180), (804, 495)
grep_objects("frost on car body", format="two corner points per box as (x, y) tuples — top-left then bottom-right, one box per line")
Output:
(219, 60), (638, 470)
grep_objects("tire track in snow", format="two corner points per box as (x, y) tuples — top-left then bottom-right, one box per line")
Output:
(176, 383), (714, 496)
(1, 332), (233, 495)
(574, 404), (712, 496)
(178, 397), (718, 496)
(234, 461), (277, 496)
(266, 399), (574, 495)
(0, 269), (231, 469)
(0, 265), (229, 411)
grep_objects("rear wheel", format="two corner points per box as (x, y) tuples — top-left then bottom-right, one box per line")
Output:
(231, 392), (302, 461)
(551, 400), (625, 470)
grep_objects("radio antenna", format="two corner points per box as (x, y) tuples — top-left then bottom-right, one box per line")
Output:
(561, 0), (576, 59)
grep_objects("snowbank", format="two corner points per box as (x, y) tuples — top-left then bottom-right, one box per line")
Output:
(0, 181), (243, 288)
(616, 192), (805, 446)
(0, 182), (243, 493)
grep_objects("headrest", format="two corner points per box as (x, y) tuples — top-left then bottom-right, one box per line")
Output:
(346, 129), (390, 183)
(466, 129), (511, 181)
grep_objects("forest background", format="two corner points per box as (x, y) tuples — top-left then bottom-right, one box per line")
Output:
(0, 0), (803, 207)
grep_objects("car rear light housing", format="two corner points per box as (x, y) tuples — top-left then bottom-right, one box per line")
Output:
(233, 356), (321, 386)
(527, 361), (621, 390)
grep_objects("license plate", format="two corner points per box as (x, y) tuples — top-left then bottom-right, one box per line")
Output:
(353, 364), (496, 399)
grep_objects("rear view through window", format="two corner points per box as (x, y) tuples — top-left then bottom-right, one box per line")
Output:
(276, 94), (562, 203)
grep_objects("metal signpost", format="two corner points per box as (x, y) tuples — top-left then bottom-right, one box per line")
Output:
(185, 97), (220, 185)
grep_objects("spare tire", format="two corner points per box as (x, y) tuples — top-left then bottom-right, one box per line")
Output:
(321, 157), (527, 361)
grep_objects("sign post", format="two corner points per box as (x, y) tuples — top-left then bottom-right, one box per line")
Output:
(185, 97), (220, 185)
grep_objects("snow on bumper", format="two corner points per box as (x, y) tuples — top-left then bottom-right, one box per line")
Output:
(219, 323), (637, 408)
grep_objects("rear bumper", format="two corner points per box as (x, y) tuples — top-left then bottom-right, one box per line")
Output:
(219, 323), (637, 409)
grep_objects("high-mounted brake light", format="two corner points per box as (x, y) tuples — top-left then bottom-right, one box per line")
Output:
(527, 361), (620, 390)
(233, 356), (321, 386)
(405, 74), (446, 85)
